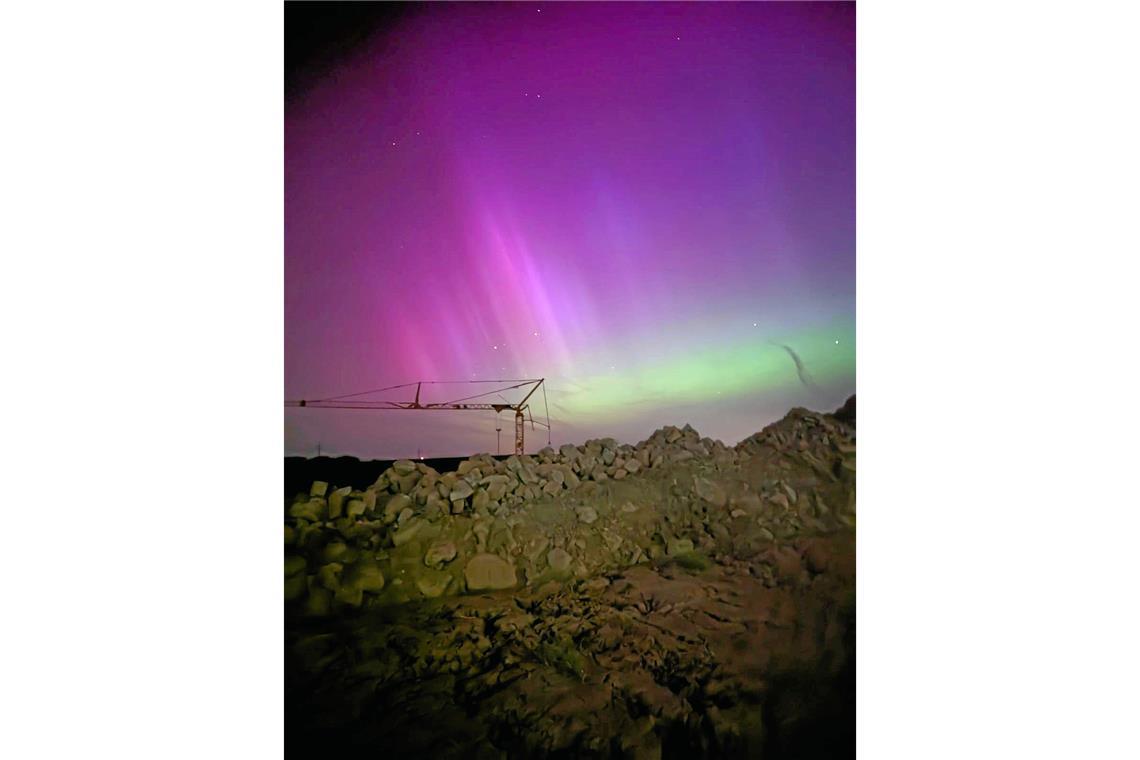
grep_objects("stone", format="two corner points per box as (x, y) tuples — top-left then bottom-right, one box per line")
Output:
(346, 499), (366, 518)
(559, 444), (580, 460)
(343, 560), (385, 593)
(486, 481), (508, 502)
(383, 493), (413, 523)
(397, 507), (414, 524)
(284, 525), (296, 545)
(362, 489), (378, 511)
(602, 447), (616, 465)
(284, 573), (307, 601)
(450, 480), (474, 502)
(473, 489), (490, 511)
(547, 547), (572, 573)
(393, 517), (425, 547)
(667, 538), (695, 556)
(613, 468), (628, 480)
(392, 460), (417, 475)
(310, 481), (328, 497)
(289, 499), (324, 522)
(321, 541), (349, 563)
(416, 570), (452, 598)
(327, 486), (351, 519)
(334, 585), (364, 607)
(624, 459), (641, 474)
(620, 502), (638, 513)
(316, 562), (343, 591)
(284, 555), (306, 577)
(303, 583), (332, 616)
(576, 506), (598, 525)
(425, 540), (457, 568)
(542, 480), (562, 496)
(694, 478), (727, 507)
(464, 553), (517, 591)
(730, 509), (747, 518)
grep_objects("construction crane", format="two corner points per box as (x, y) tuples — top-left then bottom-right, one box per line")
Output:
(285, 378), (550, 456)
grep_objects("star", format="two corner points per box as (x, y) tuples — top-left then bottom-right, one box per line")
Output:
(835, 339), (840, 344)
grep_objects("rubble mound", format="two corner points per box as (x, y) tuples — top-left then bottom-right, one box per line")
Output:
(286, 398), (856, 757)
(284, 396), (856, 612)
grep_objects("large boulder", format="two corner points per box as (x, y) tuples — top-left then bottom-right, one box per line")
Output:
(464, 553), (517, 591)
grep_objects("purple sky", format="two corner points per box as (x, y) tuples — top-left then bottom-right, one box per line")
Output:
(286, 2), (855, 459)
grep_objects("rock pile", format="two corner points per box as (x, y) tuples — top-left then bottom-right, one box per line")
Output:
(284, 397), (856, 615)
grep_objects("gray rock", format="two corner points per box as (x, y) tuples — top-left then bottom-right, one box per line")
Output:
(424, 540), (457, 567)
(327, 486), (351, 519)
(576, 506), (598, 524)
(392, 460), (417, 475)
(310, 481), (328, 497)
(383, 493), (412, 523)
(486, 481), (508, 502)
(393, 517), (425, 546)
(464, 553), (517, 591)
(694, 478), (727, 508)
(416, 570), (452, 598)
(289, 499), (324, 522)
(345, 498), (366, 518)
(450, 480), (474, 502)
(547, 547), (572, 572)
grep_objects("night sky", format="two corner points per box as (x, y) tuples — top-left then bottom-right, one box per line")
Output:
(285, 2), (855, 459)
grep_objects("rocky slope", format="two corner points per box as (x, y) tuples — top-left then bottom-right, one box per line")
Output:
(285, 397), (856, 758)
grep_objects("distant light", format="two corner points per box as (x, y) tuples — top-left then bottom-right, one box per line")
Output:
(492, 345), (498, 350)
(752, 323), (757, 327)
(835, 340), (840, 344)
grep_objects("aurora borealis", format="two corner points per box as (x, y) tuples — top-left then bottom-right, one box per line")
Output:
(285, 2), (854, 459)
